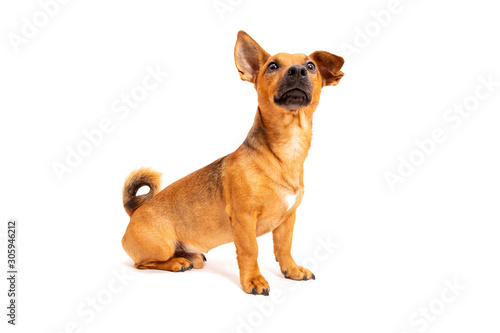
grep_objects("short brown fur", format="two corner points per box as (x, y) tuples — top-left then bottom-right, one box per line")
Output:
(121, 31), (344, 295)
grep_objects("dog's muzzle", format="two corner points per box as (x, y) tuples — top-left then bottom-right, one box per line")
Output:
(274, 65), (313, 111)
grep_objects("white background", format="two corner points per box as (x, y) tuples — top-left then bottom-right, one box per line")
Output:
(1, 0), (499, 332)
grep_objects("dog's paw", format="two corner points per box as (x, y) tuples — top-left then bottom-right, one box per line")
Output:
(242, 275), (270, 296)
(189, 253), (206, 269)
(168, 257), (194, 272)
(282, 265), (315, 281)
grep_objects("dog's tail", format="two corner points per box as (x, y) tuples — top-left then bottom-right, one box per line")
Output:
(122, 167), (162, 217)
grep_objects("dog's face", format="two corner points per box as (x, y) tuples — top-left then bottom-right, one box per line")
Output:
(234, 31), (344, 114)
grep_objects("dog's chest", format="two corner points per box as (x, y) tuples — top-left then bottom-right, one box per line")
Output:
(276, 186), (300, 215)
(256, 190), (299, 236)
(284, 192), (298, 211)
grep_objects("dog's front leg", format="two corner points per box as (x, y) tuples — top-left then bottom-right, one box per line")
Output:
(230, 212), (270, 295)
(273, 211), (315, 281)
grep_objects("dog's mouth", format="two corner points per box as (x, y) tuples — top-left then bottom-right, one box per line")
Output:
(274, 88), (311, 110)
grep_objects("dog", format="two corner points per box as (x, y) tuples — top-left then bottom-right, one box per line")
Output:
(121, 31), (344, 295)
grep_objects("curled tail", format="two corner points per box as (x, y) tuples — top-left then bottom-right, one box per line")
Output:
(122, 167), (162, 216)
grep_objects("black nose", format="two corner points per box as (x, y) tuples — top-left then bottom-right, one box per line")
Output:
(287, 65), (308, 79)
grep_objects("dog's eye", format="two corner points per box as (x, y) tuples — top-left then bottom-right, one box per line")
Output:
(267, 62), (278, 71)
(306, 62), (315, 71)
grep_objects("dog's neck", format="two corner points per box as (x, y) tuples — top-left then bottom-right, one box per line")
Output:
(244, 105), (313, 178)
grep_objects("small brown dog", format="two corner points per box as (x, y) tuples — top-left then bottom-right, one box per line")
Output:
(121, 31), (344, 295)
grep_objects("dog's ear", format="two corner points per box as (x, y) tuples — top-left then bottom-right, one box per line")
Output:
(234, 31), (270, 83)
(309, 51), (344, 86)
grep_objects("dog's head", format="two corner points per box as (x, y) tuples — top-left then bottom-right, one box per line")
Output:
(234, 31), (344, 114)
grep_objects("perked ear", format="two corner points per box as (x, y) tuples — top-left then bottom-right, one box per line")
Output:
(234, 31), (270, 83)
(309, 51), (345, 86)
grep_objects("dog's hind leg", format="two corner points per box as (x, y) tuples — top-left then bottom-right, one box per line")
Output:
(135, 257), (194, 272)
(122, 212), (195, 272)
